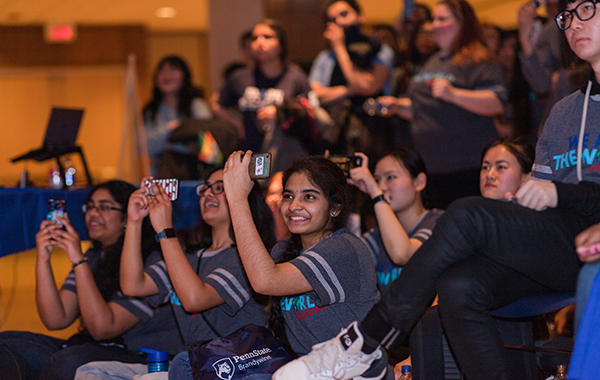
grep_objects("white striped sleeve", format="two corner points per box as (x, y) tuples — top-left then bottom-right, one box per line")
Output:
(205, 268), (252, 313)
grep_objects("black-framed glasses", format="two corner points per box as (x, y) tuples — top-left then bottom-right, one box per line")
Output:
(556, 0), (597, 30)
(196, 180), (224, 197)
(82, 203), (124, 213)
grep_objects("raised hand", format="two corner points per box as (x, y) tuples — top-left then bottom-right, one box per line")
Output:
(148, 182), (174, 234)
(36, 220), (59, 261)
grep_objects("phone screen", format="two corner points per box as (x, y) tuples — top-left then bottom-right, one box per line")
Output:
(47, 199), (67, 226)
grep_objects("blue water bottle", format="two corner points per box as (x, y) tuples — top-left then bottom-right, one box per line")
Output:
(140, 348), (169, 372)
(399, 365), (412, 380)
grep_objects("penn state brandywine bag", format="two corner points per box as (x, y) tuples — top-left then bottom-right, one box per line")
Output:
(188, 324), (293, 380)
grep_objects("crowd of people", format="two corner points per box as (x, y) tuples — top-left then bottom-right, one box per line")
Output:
(1, 0), (600, 379)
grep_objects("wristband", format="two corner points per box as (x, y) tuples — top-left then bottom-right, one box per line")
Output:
(155, 228), (177, 242)
(72, 257), (88, 269)
(372, 194), (387, 206)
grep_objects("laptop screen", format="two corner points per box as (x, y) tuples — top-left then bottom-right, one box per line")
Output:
(42, 108), (84, 150)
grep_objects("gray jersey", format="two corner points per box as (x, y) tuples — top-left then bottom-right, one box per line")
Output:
(363, 209), (444, 295)
(61, 249), (182, 354)
(145, 245), (267, 345)
(274, 228), (380, 355)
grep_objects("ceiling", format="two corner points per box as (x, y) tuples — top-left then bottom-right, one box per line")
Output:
(0, 0), (528, 33)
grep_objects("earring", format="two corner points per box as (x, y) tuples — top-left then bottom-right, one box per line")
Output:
(330, 211), (338, 217)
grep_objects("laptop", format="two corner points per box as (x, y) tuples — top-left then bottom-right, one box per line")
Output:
(12, 107), (85, 162)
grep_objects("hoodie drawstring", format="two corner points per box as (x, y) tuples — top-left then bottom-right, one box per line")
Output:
(577, 80), (593, 182)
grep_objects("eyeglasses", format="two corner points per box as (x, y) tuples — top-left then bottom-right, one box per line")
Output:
(82, 203), (124, 213)
(556, 0), (597, 30)
(196, 180), (224, 197)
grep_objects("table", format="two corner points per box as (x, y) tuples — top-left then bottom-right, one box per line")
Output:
(0, 181), (202, 258)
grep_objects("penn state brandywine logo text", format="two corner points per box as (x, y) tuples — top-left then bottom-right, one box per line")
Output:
(213, 358), (235, 380)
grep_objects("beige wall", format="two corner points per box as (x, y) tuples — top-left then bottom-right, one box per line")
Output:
(0, 27), (211, 187)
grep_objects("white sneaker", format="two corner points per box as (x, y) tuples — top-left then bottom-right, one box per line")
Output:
(273, 321), (387, 380)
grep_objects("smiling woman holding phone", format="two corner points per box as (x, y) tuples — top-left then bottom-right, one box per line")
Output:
(0, 180), (181, 380)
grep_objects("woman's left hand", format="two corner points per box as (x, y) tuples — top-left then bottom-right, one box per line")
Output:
(224, 151), (255, 202)
(148, 182), (174, 233)
(52, 214), (84, 264)
(431, 78), (455, 103)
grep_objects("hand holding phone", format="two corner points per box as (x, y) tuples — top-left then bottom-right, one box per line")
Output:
(329, 155), (363, 178)
(144, 179), (180, 201)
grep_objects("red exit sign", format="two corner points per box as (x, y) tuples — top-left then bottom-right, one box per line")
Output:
(44, 23), (77, 43)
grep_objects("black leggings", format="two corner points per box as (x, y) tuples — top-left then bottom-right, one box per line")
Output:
(360, 197), (586, 380)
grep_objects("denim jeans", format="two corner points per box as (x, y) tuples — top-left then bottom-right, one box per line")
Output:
(575, 261), (600, 334)
(0, 330), (146, 380)
(0, 331), (64, 380)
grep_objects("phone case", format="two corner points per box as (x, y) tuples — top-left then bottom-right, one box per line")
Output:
(248, 153), (272, 180)
(144, 179), (180, 201)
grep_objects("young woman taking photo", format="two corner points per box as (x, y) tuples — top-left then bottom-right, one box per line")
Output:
(223, 153), (380, 356)
(0, 181), (180, 380)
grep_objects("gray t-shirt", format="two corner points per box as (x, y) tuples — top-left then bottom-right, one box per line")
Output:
(274, 228), (380, 355)
(362, 209), (444, 295)
(409, 52), (507, 174)
(61, 249), (182, 354)
(145, 245), (268, 345)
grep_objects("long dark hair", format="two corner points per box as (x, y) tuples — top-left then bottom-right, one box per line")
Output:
(194, 167), (276, 252)
(85, 180), (157, 302)
(437, 0), (494, 66)
(268, 157), (351, 351)
(143, 55), (204, 124)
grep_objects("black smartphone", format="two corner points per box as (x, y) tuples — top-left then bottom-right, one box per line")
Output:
(248, 152), (272, 180)
(47, 199), (66, 227)
(144, 179), (180, 201)
(329, 155), (363, 177)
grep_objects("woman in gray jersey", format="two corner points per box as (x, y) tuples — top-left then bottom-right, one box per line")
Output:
(75, 169), (275, 380)
(223, 155), (379, 357)
(350, 148), (443, 296)
(0, 181), (181, 380)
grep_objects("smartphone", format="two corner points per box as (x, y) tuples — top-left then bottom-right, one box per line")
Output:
(248, 152), (272, 180)
(47, 199), (66, 227)
(329, 155), (363, 177)
(144, 179), (180, 201)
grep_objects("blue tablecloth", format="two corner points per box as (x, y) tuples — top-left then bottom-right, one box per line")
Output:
(0, 181), (202, 258)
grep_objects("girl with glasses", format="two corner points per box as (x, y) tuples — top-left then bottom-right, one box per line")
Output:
(76, 170), (275, 380)
(0, 181), (181, 380)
